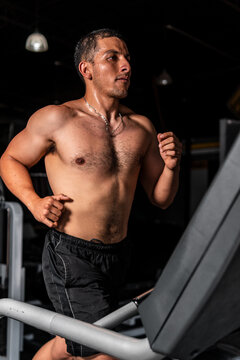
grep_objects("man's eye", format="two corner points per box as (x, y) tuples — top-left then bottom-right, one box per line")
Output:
(107, 55), (117, 61)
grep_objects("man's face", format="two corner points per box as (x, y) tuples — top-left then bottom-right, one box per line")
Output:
(90, 37), (131, 99)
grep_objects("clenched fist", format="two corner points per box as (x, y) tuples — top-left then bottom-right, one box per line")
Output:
(31, 193), (71, 228)
(157, 132), (182, 170)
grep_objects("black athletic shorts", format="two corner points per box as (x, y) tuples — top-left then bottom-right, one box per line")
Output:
(42, 229), (132, 357)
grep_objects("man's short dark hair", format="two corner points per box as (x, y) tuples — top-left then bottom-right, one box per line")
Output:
(74, 28), (125, 83)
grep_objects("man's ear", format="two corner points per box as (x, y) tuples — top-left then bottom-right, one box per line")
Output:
(79, 61), (92, 80)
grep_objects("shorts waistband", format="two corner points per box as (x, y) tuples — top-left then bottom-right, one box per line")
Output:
(49, 229), (130, 252)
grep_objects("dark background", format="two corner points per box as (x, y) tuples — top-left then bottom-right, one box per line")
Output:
(1, 0), (240, 357)
(1, 0), (240, 135)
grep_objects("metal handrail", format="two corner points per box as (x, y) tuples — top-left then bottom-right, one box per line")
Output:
(0, 202), (24, 360)
(0, 298), (163, 360)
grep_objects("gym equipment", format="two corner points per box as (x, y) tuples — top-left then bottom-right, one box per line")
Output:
(0, 132), (240, 359)
(0, 200), (25, 360)
(219, 118), (240, 164)
(139, 131), (240, 359)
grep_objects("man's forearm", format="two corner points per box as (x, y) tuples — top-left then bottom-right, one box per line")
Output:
(0, 155), (40, 212)
(151, 164), (180, 209)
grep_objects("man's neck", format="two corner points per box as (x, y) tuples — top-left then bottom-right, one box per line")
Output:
(83, 91), (120, 122)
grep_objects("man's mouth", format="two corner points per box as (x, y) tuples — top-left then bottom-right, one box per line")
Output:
(116, 75), (130, 83)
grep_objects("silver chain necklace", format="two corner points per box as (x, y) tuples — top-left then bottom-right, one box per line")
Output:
(83, 97), (123, 135)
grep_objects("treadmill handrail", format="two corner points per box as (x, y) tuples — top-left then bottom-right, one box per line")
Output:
(2, 201), (24, 360)
(0, 298), (163, 360)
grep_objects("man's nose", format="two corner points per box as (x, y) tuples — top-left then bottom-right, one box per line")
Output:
(120, 57), (131, 72)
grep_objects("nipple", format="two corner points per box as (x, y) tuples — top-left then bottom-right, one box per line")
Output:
(75, 157), (85, 165)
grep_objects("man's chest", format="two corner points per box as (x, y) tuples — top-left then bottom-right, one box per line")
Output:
(54, 124), (150, 174)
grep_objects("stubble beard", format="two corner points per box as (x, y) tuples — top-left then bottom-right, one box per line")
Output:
(93, 75), (129, 99)
(109, 87), (129, 99)
(104, 79), (130, 99)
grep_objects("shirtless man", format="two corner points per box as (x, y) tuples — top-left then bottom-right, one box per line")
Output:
(0, 29), (182, 360)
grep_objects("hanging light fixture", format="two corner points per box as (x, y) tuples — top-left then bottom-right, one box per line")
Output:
(25, 31), (48, 52)
(155, 25), (173, 87)
(155, 69), (173, 86)
(25, 0), (48, 53)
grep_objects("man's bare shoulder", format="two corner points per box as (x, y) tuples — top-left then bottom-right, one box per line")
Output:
(120, 104), (155, 134)
(26, 103), (73, 137)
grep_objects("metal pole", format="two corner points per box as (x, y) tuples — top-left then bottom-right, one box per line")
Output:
(5, 202), (24, 360)
(0, 299), (162, 360)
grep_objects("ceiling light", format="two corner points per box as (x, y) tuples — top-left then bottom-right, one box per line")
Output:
(25, 31), (48, 52)
(155, 69), (173, 86)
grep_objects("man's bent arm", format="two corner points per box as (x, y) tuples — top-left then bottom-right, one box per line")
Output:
(140, 128), (182, 209)
(150, 163), (180, 209)
(0, 151), (42, 212)
(0, 105), (70, 227)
